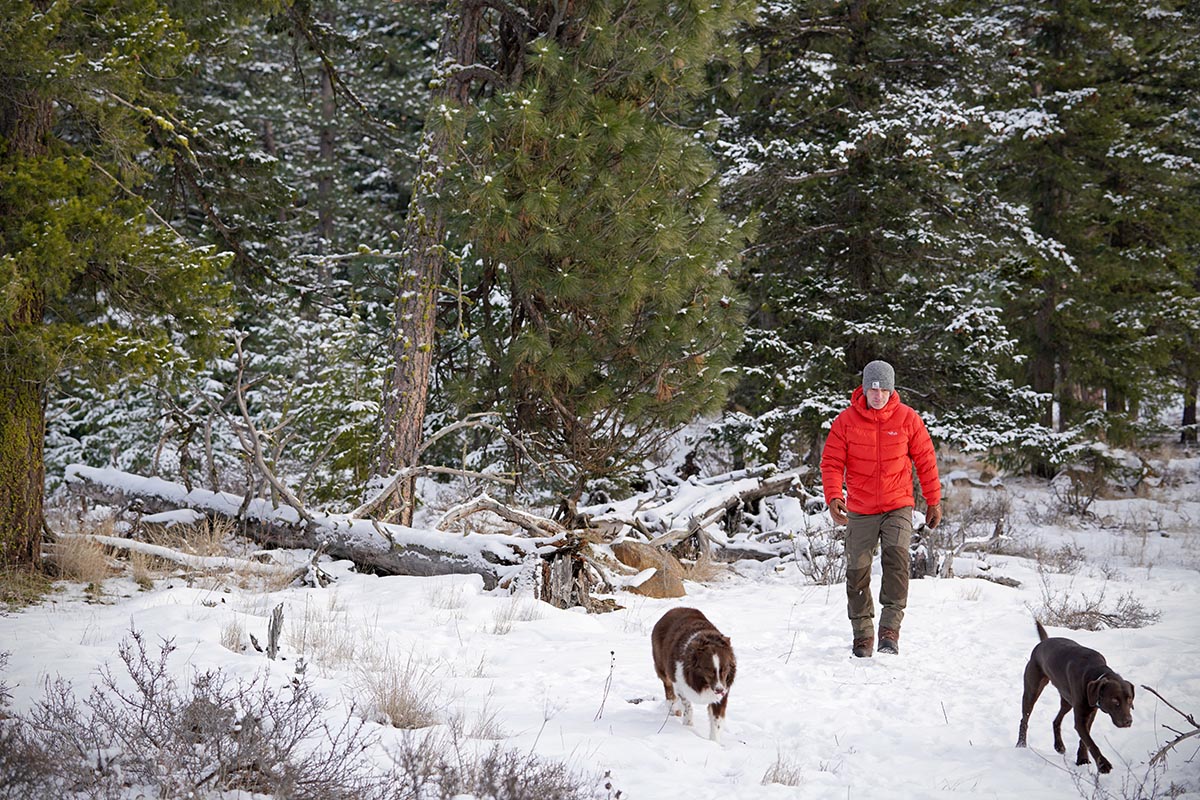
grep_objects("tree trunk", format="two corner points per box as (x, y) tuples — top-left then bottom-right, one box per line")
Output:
(317, 41), (336, 264)
(376, 2), (482, 525)
(0, 368), (44, 569)
(1183, 378), (1198, 445)
(0, 69), (52, 569)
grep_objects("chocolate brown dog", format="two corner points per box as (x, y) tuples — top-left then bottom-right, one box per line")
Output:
(1016, 621), (1135, 773)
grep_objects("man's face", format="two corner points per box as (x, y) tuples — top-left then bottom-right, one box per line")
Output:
(866, 387), (891, 410)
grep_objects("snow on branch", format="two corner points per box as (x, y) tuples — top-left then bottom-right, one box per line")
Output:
(64, 465), (539, 588)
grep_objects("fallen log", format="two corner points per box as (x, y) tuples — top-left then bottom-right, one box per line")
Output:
(65, 465), (543, 589)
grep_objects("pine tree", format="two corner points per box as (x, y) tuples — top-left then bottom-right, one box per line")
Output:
(443, 0), (754, 507)
(0, 0), (228, 568)
(42, 1), (442, 507)
(983, 0), (1200, 452)
(718, 0), (1043, 466)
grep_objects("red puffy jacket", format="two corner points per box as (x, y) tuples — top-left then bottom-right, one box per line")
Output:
(820, 387), (941, 515)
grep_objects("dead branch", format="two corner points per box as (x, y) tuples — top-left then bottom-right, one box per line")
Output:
(939, 515), (1006, 578)
(437, 493), (565, 537)
(1142, 684), (1200, 766)
(350, 464), (514, 520)
(228, 333), (315, 525)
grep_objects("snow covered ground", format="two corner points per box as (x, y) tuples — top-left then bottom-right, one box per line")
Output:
(3, 457), (1199, 799)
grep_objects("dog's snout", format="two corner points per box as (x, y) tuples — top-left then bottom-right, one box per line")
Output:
(1116, 716), (1133, 728)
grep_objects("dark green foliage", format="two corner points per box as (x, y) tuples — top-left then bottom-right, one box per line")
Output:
(983, 0), (1200, 444)
(446, 0), (754, 501)
(1, 0), (230, 566)
(720, 0), (1047, 466)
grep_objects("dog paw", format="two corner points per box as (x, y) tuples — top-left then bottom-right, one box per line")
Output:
(1054, 743), (1066, 754)
(1098, 760), (1112, 774)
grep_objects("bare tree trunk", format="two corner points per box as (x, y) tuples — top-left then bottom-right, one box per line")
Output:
(1183, 377), (1198, 445)
(376, 2), (483, 525)
(317, 48), (336, 264)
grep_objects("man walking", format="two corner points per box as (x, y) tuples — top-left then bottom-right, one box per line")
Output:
(820, 360), (942, 657)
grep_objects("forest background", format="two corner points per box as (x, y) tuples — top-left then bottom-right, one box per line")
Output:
(2, 0), (1199, 571)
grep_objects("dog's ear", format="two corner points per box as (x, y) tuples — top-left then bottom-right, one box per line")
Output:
(1127, 681), (1135, 704)
(1087, 677), (1107, 707)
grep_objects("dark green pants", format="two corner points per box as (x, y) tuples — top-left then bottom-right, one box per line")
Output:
(845, 507), (913, 639)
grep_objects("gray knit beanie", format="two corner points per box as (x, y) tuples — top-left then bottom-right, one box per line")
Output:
(862, 360), (895, 391)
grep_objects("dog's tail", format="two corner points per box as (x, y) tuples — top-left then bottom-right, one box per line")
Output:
(1035, 620), (1048, 641)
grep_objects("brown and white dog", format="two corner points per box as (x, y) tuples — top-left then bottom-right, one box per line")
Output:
(1016, 621), (1135, 774)
(651, 607), (736, 743)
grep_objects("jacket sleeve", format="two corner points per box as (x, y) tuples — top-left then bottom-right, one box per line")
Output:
(907, 411), (941, 507)
(819, 415), (848, 505)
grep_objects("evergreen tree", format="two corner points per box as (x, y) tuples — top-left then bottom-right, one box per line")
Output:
(1, 0), (228, 568)
(719, 0), (1043, 467)
(983, 0), (1200, 452)
(43, 1), (441, 507)
(444, 0), (754, 507)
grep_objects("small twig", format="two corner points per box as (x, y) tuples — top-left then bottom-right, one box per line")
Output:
(1141, 684), (1200, 766)
(594, 651), (615, 721)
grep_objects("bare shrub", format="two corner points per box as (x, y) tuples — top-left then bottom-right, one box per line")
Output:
(794, 529), (845, 586)
(1051, 471), (1103, 519)
(1069, 757), (1187, 800)
(761, 748), (804, 786)
(384, 731), (597, 800)
(0, 641), (600, 800)
(1040, 543), (1087, 574)
(9, 630), (383, 800)
(1033, 577), (1162, 631)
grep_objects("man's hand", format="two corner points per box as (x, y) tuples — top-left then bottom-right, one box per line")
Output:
(925, 504), (942, 529)
(829, 497), (848, 526)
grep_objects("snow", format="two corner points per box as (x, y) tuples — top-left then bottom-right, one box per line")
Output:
(5, 462), (1200, 799)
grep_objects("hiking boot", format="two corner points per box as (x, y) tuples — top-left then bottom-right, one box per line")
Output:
(852, 636), (873, 658)
(878, 627), (900, 655)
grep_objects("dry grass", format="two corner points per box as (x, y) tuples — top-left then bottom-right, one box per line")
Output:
(762, 749), (805, 786)
(141, 516), (231, 558)
(427, 581), (470, 610)
(958, 582), (983, 601)
(450, 698), (509, 741)
(220, 618), (247, 653)
(286, 595), (362, 671)
(46, 535), (113, 586)
(355, 650), (443, 729)
(0, 566), (54, 610)
(489, 595), (546, 635)
(680, 550), (727, 583)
